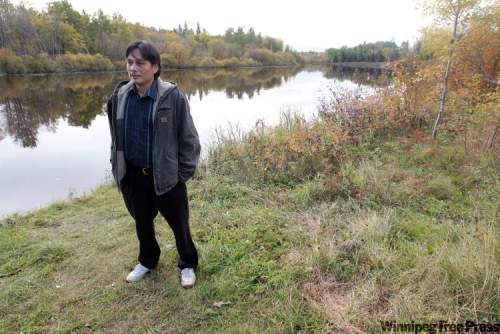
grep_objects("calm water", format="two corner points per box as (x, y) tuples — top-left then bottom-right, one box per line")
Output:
(0, 66), (388, 217)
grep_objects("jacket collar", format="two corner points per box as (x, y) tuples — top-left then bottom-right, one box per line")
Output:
(117, 77), (176, 99)
(156, 77), (177, 99)
(115, 77), (177, 120)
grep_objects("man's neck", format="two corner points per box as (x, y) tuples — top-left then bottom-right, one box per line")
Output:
(135, 79), (155, 97)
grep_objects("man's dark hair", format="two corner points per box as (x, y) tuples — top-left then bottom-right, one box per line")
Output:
(126, 40), (161, 80)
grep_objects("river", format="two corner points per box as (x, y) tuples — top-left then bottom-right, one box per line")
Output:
(0, 66), (388, 217)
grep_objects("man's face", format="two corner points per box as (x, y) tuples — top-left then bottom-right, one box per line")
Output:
(126, 48), (158, 86)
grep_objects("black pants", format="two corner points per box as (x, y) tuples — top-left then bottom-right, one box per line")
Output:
(120, 164), (198, 270)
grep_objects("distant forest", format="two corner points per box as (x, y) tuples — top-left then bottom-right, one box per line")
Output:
(0, 0), (304, 74)
(326, 41), (406, 63)
(0, 0), (407, 75)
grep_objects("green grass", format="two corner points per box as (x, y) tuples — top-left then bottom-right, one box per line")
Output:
(1, 137), (498, 333)
(0, 178), (324, 333)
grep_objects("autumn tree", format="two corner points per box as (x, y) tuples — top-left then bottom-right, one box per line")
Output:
(0, 0), (302, 70)
(207, 38), (228, 59)
(421, 0), (481, 138)
(167, 40), (190, 65)
(452, 3), (500, 147)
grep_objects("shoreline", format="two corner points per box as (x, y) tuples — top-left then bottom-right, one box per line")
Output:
(0, 62), (389, 78)
(0, 64), (306, 78)
(0, 181), (116, 221)
(330, 61), (388, 69)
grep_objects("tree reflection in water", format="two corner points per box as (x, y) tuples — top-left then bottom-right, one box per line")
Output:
(0, 74), (114, 148)
(0, 66), (386, 148)
(324, 65), (391, 88)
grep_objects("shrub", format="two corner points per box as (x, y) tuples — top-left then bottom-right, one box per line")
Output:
(208, 111), (349, 185)
(22, 55), (40, 73)
(220, 57), (241, 67)
(54, 53), (113, 72)
(0, 48), (26, 74)
(160, 53), (178, 68)
(239, 57), (260, 67)
(35, 53), (56, 72)
(197, 56), (219, 68)
(245, 48), (279, 66)
(91, 53), (113, 71)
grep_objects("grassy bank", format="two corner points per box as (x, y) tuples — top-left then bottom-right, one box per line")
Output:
(0, 48), (303, 76)
(1, 113), (498, 332)
(1, 173), (323, 332)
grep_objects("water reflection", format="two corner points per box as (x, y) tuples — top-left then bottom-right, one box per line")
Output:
(0, 66), (386, 148)
(168, 67), (303, 100)
(325, 65), (391, 87)
(0, 75), (114, 147)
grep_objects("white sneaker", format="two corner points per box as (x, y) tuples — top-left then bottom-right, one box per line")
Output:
(180, 268), (196, 288)
(126, 263), (150, 282)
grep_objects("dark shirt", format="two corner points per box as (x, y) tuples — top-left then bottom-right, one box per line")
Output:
(124, 80), (158, 168)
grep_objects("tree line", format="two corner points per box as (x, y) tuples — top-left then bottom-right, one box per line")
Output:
(326, 41), (405, 63)
(0, 0), (304, 74)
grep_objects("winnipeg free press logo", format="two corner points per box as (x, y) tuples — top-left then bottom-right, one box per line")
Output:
(380, 320), (500, 333)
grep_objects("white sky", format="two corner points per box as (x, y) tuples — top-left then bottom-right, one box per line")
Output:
(17, 0), (429, 51)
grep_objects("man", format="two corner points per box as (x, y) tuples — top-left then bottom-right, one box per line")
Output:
(106, 40), (201, 287)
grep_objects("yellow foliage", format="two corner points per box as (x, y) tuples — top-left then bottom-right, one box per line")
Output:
(418, 27), (452, 61)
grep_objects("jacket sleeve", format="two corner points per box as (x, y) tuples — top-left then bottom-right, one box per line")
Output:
(176, 91), (201, 182)
(106, 97), (114, 164)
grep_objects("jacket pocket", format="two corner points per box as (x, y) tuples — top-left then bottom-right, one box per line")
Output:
(157, 107), (172, 126)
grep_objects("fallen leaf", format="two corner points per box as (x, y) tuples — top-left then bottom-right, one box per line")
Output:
(213, 301), (232, 308)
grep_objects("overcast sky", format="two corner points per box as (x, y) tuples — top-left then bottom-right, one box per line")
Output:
(17, 0), (428, 51)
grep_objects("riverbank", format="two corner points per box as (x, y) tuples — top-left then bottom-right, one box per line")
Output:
(0, 48), (306, 77)
(0, 62), (388, 78)
(0, 64), (305, 78)
(1, 116), (498, 332)
(330, 61), (387, 69)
